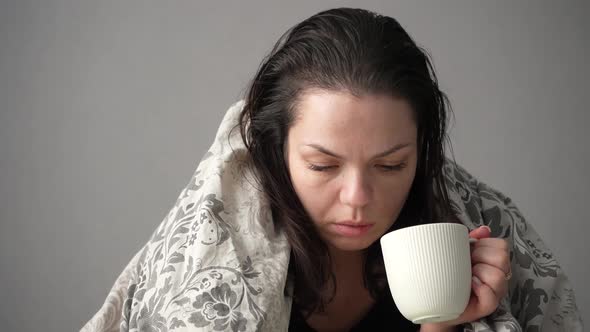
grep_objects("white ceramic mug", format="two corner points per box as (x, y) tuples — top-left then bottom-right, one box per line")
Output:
(380, 222), (472, 324)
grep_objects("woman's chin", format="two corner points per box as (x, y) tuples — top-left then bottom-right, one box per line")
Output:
(327, 236), (375, 252)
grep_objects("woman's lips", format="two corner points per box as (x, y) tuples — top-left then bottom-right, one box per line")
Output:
(330, 223), (374, 237)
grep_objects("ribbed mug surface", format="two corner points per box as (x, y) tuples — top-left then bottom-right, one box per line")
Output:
(380, 223), (472, 324)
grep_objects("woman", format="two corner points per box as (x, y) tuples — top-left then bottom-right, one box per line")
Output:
(238, 7), (510, 332)
(83, 7), (582, 332)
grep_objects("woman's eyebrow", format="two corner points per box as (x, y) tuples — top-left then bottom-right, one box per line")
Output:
(304, 143), (412, 159)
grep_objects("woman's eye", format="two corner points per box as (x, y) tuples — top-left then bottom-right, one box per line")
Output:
(377, 163), (406, 172)
(307, 164), (337, 172)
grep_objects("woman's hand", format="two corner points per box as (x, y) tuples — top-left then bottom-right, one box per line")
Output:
(420, 225), (511, 332)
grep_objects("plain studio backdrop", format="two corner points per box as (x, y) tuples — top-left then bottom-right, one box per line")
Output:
(0, 1), (587, 331)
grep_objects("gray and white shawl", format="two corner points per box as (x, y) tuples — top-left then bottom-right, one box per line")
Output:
(81, 100), (583, 332)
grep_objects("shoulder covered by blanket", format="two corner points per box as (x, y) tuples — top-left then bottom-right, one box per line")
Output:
(82, 100), (583, 332)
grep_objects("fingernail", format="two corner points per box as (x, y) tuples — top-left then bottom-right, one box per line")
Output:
(482, 225), (492, 232)
(472, 276), (482, 285)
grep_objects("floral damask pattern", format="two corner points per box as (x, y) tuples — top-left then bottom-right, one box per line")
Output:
(189, 282), (247, 331)
(82, 101), (583, 332)
(444, 162), (583, 331)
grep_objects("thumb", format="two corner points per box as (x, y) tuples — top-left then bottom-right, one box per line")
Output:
(469, 225), (492, 239)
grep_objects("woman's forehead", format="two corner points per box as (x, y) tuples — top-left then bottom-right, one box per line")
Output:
(290, 90), (417, 143)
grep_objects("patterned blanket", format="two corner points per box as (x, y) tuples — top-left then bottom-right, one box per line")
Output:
(81, 100), (583, 332)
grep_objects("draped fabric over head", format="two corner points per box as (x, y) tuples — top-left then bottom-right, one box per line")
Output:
(82, 100), (583, 332)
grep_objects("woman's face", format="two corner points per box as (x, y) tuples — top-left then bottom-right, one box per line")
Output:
(286, 90), (418, 253)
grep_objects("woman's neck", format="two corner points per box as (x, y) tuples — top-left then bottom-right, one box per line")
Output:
(303, 247), (376, 331)
(328, 246), (367, 287)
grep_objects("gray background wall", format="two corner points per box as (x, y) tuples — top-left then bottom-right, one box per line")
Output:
(0, 1), (587, 331)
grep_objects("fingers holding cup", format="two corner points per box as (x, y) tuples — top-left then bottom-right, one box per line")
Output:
(470, 241), (511, 276)
(471, 262), (509, 300)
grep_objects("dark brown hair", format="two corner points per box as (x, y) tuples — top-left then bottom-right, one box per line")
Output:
(236, 7), (456, 315)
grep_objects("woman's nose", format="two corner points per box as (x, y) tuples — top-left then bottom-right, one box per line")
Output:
(339, 170), (372, 208)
